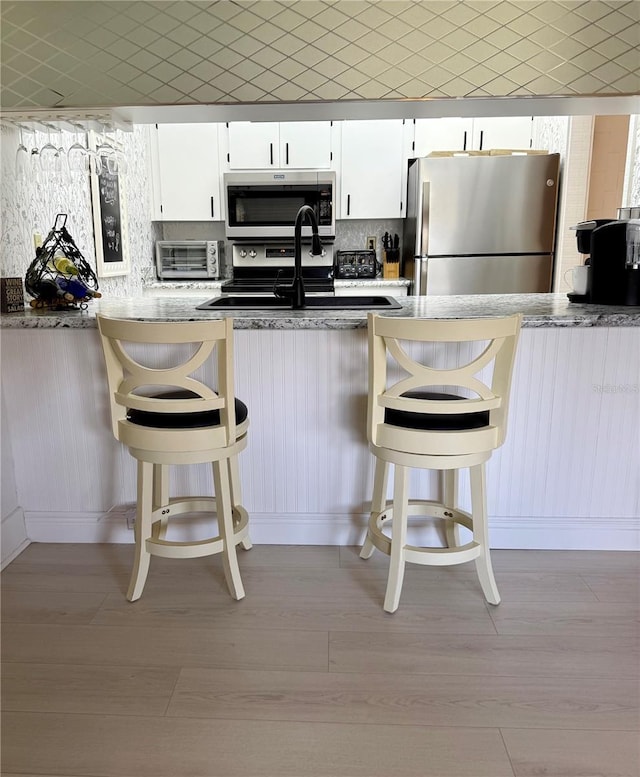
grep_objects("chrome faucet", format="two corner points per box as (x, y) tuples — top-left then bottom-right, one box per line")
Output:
(275, 205), (323, 309)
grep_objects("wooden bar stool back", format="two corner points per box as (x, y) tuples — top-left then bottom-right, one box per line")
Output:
(361, 312), (522, 612)
(97, 315), (251, 602)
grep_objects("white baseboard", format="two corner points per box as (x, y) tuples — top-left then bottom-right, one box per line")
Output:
(2, 506), (29, 568)
(23, 510), (640, 551)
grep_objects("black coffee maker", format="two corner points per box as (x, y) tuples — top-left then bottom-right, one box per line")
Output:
(572, 219), (640, 306)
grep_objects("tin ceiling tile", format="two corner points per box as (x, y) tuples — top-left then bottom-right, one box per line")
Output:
(0, 0), (637, 108)
(146, 37), (183, 59)
(250, 47), (287, 70)
(594, 35), (634, 60)
(592, 61), (632, 85)
(247, 70), (287, 94)
(566, 74), (608, 95)
(467, 64), (503, 88)
(188, 83), (226, 103)
(442, 53), (478, 78)
(269, 81), (308, 101)
(271, 57), (307, 80)
(228, 82), (268, 102)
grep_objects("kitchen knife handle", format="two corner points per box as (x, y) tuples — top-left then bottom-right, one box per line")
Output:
(269, 143), (273, 165)
(347, 194), (351, 216)
(210, 196), (214, 219)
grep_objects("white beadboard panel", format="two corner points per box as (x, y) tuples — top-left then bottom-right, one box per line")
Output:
(2, 326), (639, 549)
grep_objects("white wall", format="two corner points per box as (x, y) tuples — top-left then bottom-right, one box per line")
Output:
(1, 390), (28, 566)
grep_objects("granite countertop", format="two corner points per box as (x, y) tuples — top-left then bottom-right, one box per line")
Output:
(3, 293), (640, 330)
(145, 278), (411, 290)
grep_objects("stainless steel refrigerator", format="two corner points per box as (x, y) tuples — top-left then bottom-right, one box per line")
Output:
(403, 153), (560, 295)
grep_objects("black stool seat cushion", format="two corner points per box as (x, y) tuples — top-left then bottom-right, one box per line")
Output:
(384, 391), (490, 431)
(127, 390), (248, 430)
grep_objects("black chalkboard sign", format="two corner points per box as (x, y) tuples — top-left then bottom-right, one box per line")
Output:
(97, 166), (122, 264)
(89, 132), (130, 277)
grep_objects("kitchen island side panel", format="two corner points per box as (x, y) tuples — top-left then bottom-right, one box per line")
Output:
(1, 325), (638, 549)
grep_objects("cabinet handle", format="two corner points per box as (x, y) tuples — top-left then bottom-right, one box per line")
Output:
(479, 130), (484, 151)
(270, 143), (273, 165)
(463, 131), (467, 151)
(286, 142), (289, 165)
(347, 194), (351, 216)
(210, 196), (215, 219)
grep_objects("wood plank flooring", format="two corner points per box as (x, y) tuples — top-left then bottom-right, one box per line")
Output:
(2, 543), (639, 777)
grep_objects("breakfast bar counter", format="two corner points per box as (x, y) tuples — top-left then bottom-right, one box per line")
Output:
(2, 294), (638, 564)
(3, 292), (640, 329)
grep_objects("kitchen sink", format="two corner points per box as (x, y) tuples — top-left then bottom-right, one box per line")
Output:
(196, 295), (402, 311)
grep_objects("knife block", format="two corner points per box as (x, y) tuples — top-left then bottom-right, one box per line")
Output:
(383, 249), (400, 279)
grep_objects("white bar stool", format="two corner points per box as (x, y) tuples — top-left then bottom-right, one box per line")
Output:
(97, 316), (251, 602)
(360, 313), (522, 613)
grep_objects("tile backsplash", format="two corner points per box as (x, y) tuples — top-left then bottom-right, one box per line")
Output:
(0, 124), (158, 299)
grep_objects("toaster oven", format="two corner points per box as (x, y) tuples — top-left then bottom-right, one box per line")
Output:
(155, 241), (223, 279)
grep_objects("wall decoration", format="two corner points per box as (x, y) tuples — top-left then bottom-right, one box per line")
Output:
(89, 131), (130, 277)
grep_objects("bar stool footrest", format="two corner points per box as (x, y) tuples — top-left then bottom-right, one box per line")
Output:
(145, 497), (250, 559)
(368, 499), (481, 566)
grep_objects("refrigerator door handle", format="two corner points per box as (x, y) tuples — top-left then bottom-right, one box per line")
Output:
(421, 181), (430, 257)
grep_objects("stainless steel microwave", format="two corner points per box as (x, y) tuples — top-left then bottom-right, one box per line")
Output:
(155, 241), (223, 279)
(224, 170), (336, 241)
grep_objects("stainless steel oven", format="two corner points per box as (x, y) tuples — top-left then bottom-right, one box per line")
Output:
(224, 170), (336, 241)
(222, 241), (335, 295)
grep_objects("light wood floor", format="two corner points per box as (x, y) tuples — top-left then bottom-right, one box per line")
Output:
(2, 543), (639, 777)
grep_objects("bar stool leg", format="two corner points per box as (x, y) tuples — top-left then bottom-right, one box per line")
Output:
(470, 462), (500, 605)
(213, 460), (245, 601)
(127, 460), (154, 602)
(443, 469), (461, 548)
(152, 464), (169, 541)
(383, 463), (409, 613)
(229, 455), (252, 551)
(361, 457), (388, 559)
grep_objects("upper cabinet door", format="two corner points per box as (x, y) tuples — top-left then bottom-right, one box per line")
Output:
(226, 121), (333, 169)
(227, 122), (280, 169)
(413, 118), (473, 156)
(155, 123), (222, 221)
(339, 120), (407, 220)
(412, 117), (534, 156)
(278, 122), (333, 168)
(472, 117), (534, 150)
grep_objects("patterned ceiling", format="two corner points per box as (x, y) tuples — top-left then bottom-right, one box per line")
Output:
(0, 1), (638, 110)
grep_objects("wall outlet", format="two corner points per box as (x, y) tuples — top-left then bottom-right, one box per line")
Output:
(366, 236), (377, 251)
(106, 503), (137, 529)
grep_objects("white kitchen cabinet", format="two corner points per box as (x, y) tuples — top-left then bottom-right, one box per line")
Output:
(471, 116), (534, 150)
(154, 123), (224, 221)
(225, 121), (333, 169)
(412, 116), (533, 156)
(339, 120), (409, 220)
(413, 118), (473, 156)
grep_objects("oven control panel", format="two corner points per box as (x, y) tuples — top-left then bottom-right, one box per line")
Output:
(231, 243), (334, 268)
